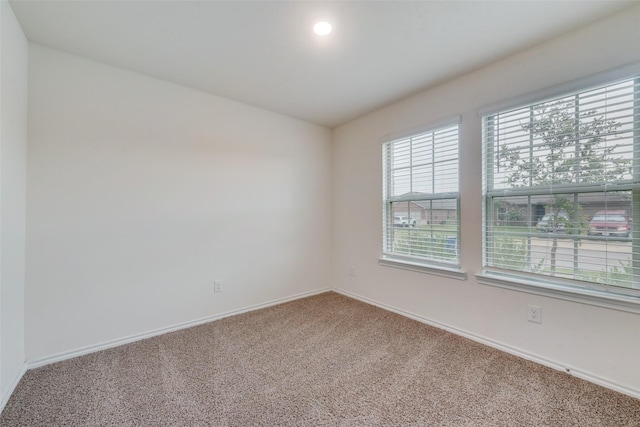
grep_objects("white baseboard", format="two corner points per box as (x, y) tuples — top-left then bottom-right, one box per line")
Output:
(27, 287), (331, 370)
(0, 363), (27, 413)
(332, 287), (640, 400)
(18, 286), (639, 403)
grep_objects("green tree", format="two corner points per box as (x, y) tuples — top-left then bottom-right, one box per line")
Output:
(498, 97), (630, 275)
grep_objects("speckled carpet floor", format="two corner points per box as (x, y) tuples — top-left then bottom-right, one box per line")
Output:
(2, 292), (639, 426)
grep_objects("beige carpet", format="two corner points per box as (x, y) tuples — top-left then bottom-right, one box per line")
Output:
(2, 292), (639, 426)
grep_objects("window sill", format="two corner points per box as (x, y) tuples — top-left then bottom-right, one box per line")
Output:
(476, 271), (640, 315)
(378, 257), (467, 281)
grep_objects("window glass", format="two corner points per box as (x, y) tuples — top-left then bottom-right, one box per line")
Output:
(383, 123), (460, 268)
(483, 77), (639, 295)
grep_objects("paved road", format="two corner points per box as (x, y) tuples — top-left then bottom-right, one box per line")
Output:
(528, 236), (631, 273)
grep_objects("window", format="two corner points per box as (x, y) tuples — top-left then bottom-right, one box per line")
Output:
(482, 73), (640, 300)
(381, 120), (461, 274)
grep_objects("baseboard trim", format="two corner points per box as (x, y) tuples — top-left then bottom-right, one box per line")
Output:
(332, 287), (640, 400)
(21, 286), (639, 401)
(0, 363), (27, 413)
(27, 287), (331, 370)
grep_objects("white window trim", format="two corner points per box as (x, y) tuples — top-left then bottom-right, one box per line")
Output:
(479, 60), (640, 117)
(476, 272), (640, 315)
(479, 62), (640, 313)
(381, 116), (465, 278)
(379, 115), (462, 145)
(379, 256), (467, 281)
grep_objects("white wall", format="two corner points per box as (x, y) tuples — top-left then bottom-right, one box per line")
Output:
(332, 5), (640, 395)
(0, 0), (28, 406)
(26, 44), (332, 361)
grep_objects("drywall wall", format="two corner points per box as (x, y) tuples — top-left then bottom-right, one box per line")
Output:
(332, 5), (640, 395)
(0, 0), (28, 405)
(26, 44), (332, 361)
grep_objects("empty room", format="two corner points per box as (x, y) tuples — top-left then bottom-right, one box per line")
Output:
(2, 0), (640, 425)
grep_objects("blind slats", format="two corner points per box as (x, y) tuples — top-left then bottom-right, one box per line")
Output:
(383, 124), (460, 267)
(483, 75), (640, 295)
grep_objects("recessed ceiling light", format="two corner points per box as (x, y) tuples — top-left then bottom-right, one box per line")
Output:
(313, 21), (332, 36)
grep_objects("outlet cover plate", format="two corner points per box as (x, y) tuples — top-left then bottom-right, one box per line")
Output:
(528, 304), (541, 323)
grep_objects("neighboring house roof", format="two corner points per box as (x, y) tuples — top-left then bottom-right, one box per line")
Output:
(394, 193), (458, 210)
(501, 192), (630, 207)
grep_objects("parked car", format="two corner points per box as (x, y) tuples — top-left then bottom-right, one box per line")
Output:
(588, 210), (631, 237)
(536, 211), (569, 233)
(394, 216), (416, 227)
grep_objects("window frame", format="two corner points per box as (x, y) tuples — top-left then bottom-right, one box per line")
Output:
(379, 117), (466, 280)
(479, 62), (640, 313)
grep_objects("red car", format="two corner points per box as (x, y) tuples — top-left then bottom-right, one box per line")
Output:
(588, 210), (631, 237)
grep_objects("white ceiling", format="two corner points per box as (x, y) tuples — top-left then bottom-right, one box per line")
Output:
(9, 0), (637, 128)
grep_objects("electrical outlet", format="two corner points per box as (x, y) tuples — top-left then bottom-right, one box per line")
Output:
(527, 304), (541, 323)
(214, 280), (222, 293)
(349, 267), (356, 277)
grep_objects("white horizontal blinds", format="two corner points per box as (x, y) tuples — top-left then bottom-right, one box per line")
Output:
(387, 126), (459, 199)
(484, 75), (640, 293)
(383, 124), (460, 266)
